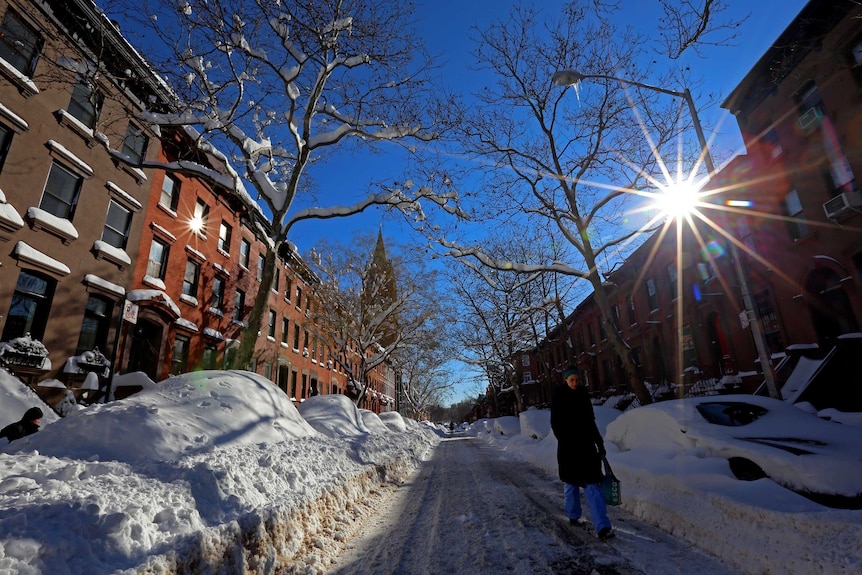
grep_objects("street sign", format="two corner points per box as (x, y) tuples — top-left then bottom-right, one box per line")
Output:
(123, 300), (139, 324)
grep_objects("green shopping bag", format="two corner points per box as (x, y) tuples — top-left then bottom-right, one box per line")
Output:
(601, 457), (621, 506)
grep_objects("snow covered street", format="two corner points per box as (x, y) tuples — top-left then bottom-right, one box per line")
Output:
(326, 435), (739, 575)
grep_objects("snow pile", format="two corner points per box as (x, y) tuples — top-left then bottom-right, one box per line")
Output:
(480, 404), (862, 575)
(0, 370), (438, 574)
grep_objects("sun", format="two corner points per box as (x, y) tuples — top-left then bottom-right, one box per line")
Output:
(652, 176), (706, 220)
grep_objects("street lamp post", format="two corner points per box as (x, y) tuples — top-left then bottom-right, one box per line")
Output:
(552, 69), (780, 398)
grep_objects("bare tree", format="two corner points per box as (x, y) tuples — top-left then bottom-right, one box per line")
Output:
(395, 323), (455, 421)
(434, 0), (742, 405)
(306, 232), (447, 408)
(98, 0), (464, 366)
(656, 0), (748, 59)
(447, 227), (578, 415)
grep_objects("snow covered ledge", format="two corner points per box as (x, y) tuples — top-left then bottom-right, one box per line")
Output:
(11, 241), (71, 277)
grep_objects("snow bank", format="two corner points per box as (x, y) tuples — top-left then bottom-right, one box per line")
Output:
(298, 394), (369, 437)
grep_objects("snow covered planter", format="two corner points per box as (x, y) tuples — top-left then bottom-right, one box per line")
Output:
(0, 334), (50, 369)
(63, 347), (110, 378)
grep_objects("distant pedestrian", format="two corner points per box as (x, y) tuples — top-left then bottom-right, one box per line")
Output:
(550, 366), (614, 540)
(0, 407), (43, 443)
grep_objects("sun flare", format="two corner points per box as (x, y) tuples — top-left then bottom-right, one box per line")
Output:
(652, 177), (705, 220)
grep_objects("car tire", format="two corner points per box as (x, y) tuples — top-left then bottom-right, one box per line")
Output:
(728, 457), (767, 481)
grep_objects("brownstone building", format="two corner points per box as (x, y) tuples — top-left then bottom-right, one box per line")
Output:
(0, 0), (163, 393)
(0, 0), (394, 414)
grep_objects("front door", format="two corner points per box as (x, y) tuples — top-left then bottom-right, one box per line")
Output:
(127, 319), (162, 380)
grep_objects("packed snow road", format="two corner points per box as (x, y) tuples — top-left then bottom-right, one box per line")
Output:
(323, 434), (739, 575)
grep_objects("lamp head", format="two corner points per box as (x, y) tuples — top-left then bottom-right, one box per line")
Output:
(552, 69), (586, 87)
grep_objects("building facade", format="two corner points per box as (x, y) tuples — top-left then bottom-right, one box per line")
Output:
(517, 0), (862, 405)
(0, 0), (395, 414)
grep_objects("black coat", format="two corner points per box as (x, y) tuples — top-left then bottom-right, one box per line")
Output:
(550, 383), (605, 486)
(0, 420), (39, 443)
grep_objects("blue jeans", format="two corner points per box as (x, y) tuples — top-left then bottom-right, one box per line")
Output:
(564, 482), (611, 534)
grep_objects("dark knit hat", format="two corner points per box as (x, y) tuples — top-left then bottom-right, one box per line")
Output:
(563, 366), (580, 379)
(23, 407), (43, 421)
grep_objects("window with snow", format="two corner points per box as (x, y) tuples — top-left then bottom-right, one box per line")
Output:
(240, 238), (251, 269)
(193, 198), (209, 236)
(40, 162), (81, 219)
(218, 221), (232, 253)
(121, 122), (147, 164)
(0, 9), (42, 76)
(170, 334), (190, 375)
(101, 200), (132, 249)
(210, 275), (225, 311)
(281, 317), (289, 344)
(67, 82), (102, 129)
(146, 238), (170, 279)
(268, 309), (276, 338)
(256, 253), (265, 281)
(233, 289), (245, 322)
(182, 259), (200, 298)
(76, 295), (111, 355)
(1, 269), (54, 342)
(159, 175), (180, 212)
(203, 343), (218, 370)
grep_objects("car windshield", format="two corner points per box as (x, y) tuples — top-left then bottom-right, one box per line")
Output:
(695, 402), (768, 427)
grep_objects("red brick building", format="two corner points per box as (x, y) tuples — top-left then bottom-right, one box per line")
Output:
(518, 0), (862, 406)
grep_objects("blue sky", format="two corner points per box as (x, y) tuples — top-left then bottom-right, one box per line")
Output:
(289, 0), (810, 254)
(282, 0), (813, 404)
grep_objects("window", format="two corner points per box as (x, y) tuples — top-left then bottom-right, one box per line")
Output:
(256, 254), (265, 281)
(301, 373), (307, 398)
(121, 122), (147, 164)
(281, 317), (289, 345)
(76, 295), (112, 355)
(193, 199), (209, 236)
(666, 263), (678, 300)
(628, 295), (637, 325)
(754, 291), (784, 355)
(268, 310), (276, 338)
(67, 83), (102, 129)
(203, 344), (218, 370)
(284, 278), (292, 302)
(218, 221), (232, 253)
(240, 238), (251, 268)
(521, 354), (530, 367)
(272, 267), (280, 293)
(295, 286), (303, 308)
(682, 324), (696, 367)
(311, 337), (317, 361)
(760, 125), (782, 159)
(233, 289), (245, 322)
(303, 329), (309, 351)
(40, 162), (82, 219)
(782, 189), (809, 241)
(646, 278), (659, 311)
(211, 275), (225, 311)
(159, 175), (180, 211)
(290, 370), (298, 397)
(101, 200), (132, 249)
(170, 334), (190, 375)
(293, 324), (301, 350)
(0, 10), (42, 76)
(305, 295), (311, 314)
(146, 238), (170, 279)
(0, 123), (12, 173)
(1, 270), (54, 341)
(182, 259), (200, 298)
(612, 304), (621, 331)
(598, 319), (607, 341)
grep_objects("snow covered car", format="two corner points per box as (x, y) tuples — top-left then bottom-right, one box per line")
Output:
(605, 395), (862, 507)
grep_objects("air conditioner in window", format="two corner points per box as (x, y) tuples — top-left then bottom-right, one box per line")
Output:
(823, 190), (862, 220)
(798, 107), (822, 133)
